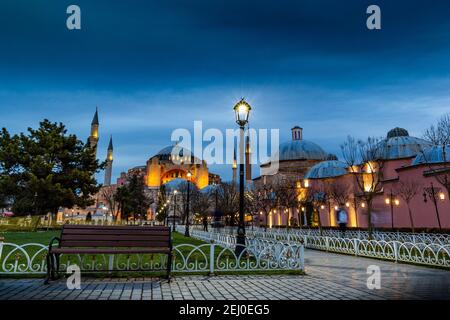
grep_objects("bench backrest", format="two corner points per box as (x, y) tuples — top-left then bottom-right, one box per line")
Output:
(59, 225), (171, 248)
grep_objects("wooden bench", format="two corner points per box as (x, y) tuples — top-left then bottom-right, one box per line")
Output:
(45, 225), (172, 284)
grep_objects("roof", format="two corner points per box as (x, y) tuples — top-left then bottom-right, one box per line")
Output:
(378, 128), (432, 160)
(91, 108), (99, 125)
(412, 145), (450, 165)
(304, 160), (348, 179)
(154, 145), (201, 163)
(275, 139), (328, 162)
(108, 136), (113, 150)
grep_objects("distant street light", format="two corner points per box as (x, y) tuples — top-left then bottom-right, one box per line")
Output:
(185, 171), (192, 237)
(385, 190), (400, 229)
(173, 190), (178, 232)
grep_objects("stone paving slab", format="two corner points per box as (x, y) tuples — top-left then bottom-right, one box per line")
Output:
(0, 249), (448, 300)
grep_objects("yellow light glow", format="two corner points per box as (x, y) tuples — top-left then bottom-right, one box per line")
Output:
(320, 205), (325, 210)
(361, 203), (366, 208)
(238, 103), (249, 114)
(385, 198), (390, 205)
(439, 192), (446, 201)
(345, 202), (350, 207)
(304, 179), (309, 188)
(301, 207), (305, 212)
(334, 206), (338, 210)
(394, 199), (400, 206)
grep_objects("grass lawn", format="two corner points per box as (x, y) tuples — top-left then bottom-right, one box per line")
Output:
(0, 230), (206, 247)
(0, 230), (304, 277)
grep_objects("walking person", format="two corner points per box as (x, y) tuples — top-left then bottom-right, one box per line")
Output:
(202, 216), (208, 232)
(336, 205), (348, 237)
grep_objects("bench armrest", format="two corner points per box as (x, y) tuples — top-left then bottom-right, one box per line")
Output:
(48, 237), (61, 252)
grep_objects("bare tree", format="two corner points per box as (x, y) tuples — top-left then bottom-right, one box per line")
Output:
(274, 178), (299, 228)
(247, 182), (278, 231)
(303, 183), (328, 235)
(101, 186), (120, 221)
(396, 179), (421, 232)
(191, 189), (212, 219)
(216, 182), (239, 226)
(341, 136), (384, 238)
(328, 179), (351, 207)
(422, 113), (450, 209)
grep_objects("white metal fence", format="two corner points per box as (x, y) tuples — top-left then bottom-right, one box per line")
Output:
(0, 234), (304, 275)
(190, 226), (450, 268)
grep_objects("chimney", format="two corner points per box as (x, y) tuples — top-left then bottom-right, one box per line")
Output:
(291, 126), (303, 141)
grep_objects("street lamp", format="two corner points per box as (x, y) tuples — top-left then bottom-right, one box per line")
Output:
(385, 190), (400, 229)
(173, 190), (178, 232)
(184, 171), (192, 237)
(233, 98), (251, 256)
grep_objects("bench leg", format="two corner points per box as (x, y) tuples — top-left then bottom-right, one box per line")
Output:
(166, 253), (172, 282)
(55, 254), (61, 279)
(44, 253), (52, 284)
(50, 253), (57, 280)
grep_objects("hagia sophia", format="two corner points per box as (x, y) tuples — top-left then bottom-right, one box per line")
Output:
(62, 108), (450, 230)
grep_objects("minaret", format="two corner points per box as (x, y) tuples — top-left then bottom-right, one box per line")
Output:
(89, 107), (99, 157)
(104, 136), (113, 186)
(232, 146), (237, 184)
(245, 133), (252, 183)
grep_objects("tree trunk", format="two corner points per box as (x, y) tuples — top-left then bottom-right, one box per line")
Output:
(316, 209), (323, 236)
(367, 200), (373, 240)
(407, 204), (415, 233)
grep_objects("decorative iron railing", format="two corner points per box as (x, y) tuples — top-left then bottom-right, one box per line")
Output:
(188, 226), (450, 268)
(0, 237), (304, 275)
(195, 226), (450, 246)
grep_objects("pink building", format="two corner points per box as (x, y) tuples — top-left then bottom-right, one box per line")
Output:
(256, 127), (450, 230)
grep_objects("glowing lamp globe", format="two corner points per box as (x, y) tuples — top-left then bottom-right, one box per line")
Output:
(233, 98), (251, 127)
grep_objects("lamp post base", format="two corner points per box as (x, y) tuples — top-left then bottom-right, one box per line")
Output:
(185, 223), (190, 237)
(235, 225), (246, 256)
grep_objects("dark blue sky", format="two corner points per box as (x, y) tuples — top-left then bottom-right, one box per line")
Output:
(1, 0), (450, 181)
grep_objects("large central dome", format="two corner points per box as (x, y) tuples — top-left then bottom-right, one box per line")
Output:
(153, 144), (201, 163)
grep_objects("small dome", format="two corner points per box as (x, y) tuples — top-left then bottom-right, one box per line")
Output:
(275, 140), (328, 162)
(412, 145), (450, 165)
(378, 131), (432, 160)
(387, 127), (409, 139)
(304, 160), (348, 179)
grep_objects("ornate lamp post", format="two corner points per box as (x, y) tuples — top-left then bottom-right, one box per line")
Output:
(173, 190), (178, 231)
(423, 182), (445, 230)
(385, 190), (400, 229)
(184, 171), (192, 237)
(233, 98), (251, 256)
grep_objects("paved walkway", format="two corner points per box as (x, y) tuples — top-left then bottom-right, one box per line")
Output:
(0, 250), (448, 300)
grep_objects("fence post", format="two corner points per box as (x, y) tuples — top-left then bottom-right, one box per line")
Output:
(209, 240), (215, 276)
(108, 254), (114, 273)
(353, 238), (358, 256)
(325, 236), (329, 252)
(393, 241), (398, 263)
(0, 237), (4, 263)
(299, 244), (305, 272)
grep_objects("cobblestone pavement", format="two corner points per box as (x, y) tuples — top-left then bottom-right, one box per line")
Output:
(0, 250), (448, 300)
